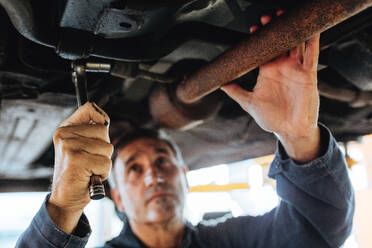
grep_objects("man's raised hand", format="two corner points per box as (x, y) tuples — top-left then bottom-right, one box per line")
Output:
(222, 12), (321, 163)
(47, 102), (113, 234)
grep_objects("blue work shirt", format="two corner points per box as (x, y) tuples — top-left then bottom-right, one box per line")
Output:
(16, 125), (354, 248)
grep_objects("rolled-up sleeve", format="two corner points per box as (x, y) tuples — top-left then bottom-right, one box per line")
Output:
(15, 194), (91, 248)
(198, 124), (355, 248)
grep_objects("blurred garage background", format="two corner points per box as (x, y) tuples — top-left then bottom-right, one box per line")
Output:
(1, 134), (371, 248)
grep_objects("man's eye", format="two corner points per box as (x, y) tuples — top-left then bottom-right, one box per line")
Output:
(156, 157), (171, 167)
(128, 164), (140, 172)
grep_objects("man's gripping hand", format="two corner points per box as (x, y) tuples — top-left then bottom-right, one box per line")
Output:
(222, 31), (321, 163)
(47, 102), (113, 234)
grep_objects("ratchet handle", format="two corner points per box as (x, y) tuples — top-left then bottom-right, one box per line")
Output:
(72, 62), (106, 200)
(89, 175), (105, 200)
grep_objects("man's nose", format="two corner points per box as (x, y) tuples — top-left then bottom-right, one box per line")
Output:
(144, 166), (164, 187)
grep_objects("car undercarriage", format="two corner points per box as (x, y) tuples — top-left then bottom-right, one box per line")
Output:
(0, 0), (372, 192)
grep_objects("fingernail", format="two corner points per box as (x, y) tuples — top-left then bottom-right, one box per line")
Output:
(277, 10), (284, 16)
(249, 25), (259, 34)
(261, 15), (271, 26)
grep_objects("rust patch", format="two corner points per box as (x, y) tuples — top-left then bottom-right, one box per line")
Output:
(176, 0), (372, 104)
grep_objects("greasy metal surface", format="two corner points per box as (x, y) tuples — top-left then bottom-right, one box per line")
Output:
(149, 85), (223, 129)
(60, 0), (112, 32)
(61, 0), (172, 39)
(320, 7), (372, 50)
(329, 38), (372, 91)
(0, 71), (47, 99)
(318, 80), (372, 108)
(0, 0), (55, 48)
(111, 62), (176, 83)
(176, 0), (372, 103)
(91, 22), (245, 62)
(0, 8), (8, 67)
(167, 115), (277, 170)
(0, 93), (75, 177)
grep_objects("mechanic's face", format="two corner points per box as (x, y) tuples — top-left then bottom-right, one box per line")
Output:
(112, 138), (188, 224)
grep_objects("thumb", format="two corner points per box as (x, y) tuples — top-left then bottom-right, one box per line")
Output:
(60, 102), (110, 127)
(221, 83), (253, 111)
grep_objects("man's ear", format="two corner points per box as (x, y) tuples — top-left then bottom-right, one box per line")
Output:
(110, 188), (125, 212)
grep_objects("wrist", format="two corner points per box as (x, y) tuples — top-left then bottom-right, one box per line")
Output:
(47, 195), (84, 234)
(276, 126), (321, 164)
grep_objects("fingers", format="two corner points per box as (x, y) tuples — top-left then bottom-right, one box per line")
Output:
(276, 9), (284, 16)
(249, 16), (271, 34)
(61, 102), (110, 127)
(250, 10), (284, 34)
(249, 25), (259, 34)
(54, 125), (113, 181)
(304, 34), (320, 69)
(220, 83), (252, 111)
(67, 151), (112, 181)
(60, 137), (113, 158)
(290, 42), (305, 64)
(54, 124), (110, 143)
(261, 15), (271, 26)
(50, 104), (112, 213)
(289, 34), (320, 69)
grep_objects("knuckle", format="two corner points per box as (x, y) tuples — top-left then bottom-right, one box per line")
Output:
(61, 138), (80, 153)
(63, 150), (83, 172)
(60, 139), (70, 153)
(103, 156), (112, 169)
(106, 143), (114, 157)
(53, 128), (64, 142)
(101, 172), (110, 181)
(96, 124), (106, 132)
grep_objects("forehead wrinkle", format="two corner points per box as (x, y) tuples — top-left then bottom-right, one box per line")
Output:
(118, 138), (179, 166)
(154, 147), (170, 155)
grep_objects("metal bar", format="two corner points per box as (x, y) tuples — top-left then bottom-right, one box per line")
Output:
(85, 63), (111, 73)
(72, 65), (88, 107)
(176, 0), (372, 104)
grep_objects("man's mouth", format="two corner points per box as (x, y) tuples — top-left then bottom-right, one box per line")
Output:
(147, 192), (174, 204)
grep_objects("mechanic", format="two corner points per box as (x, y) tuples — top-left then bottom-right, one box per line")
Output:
(16, 13), (354, 248)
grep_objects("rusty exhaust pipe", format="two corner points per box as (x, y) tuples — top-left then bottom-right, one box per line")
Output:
(150, 0), (372, 129)
(176, 0), (372, 104)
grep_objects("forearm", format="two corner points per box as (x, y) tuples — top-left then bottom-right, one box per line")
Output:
(16, 194), (91, 248)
